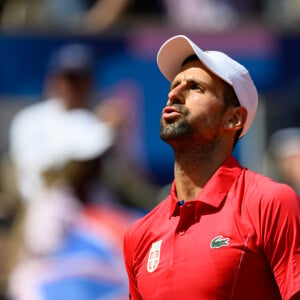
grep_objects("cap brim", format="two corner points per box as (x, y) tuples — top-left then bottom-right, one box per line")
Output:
(157, 35), (216, 82)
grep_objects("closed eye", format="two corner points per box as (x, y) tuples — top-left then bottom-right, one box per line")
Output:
(188, 82), (205, 92)
(170, 79), (206, 92)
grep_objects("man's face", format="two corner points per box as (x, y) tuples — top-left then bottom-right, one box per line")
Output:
(54, 72), (92, 110)
(160, 60), (227, 150)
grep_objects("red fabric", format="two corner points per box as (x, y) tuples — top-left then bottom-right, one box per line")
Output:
(123, 156), (300, 300)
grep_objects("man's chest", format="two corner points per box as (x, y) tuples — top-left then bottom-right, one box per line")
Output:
(134, 202), (278, 299)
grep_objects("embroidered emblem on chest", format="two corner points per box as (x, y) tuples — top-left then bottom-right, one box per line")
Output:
(210, 235), (230, 249)
(147, 240), (162, 273)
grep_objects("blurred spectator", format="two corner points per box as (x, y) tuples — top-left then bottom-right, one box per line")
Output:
(4, 41), (159, 298)
(0, 0), (266, 34)
(163, 0), (265, 32)
(9, 43), (96, 203)
(7, 109), (142, 299)
(6, 37), (156, 209)
(9, 43), (158, 210)
(265, 127), (300, 195)
(263, 0), (300, 29)
(162, 0), (239, 32)
(0, 0), (165, 33)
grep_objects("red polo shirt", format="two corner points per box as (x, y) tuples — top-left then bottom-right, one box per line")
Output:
(123, 156), (300, 300)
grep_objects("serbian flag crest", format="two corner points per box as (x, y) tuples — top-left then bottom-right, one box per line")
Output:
(147, 240), (162, 273)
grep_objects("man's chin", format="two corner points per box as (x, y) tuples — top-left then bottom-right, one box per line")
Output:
(160, 128), (188, 143)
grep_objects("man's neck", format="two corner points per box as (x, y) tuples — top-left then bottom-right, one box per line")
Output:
(173, 148), (231, 201)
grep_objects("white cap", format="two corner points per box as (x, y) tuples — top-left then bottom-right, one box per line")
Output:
(157, 35), (258, 137)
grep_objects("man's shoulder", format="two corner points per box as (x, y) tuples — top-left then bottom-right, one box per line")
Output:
(243, 168), (296, 192)
(11, 99), (60, 126)
(241, 168), (299, 208)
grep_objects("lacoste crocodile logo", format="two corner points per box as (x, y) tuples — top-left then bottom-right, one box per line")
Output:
(210, 235), (230, 249)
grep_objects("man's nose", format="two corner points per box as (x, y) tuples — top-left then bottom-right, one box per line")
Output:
(168, 85), (185, 104)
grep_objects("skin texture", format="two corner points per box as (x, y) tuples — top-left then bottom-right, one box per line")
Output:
(160, 60), (247, 201)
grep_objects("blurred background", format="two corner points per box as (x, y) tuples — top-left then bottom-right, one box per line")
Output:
(0, 0), (300, 299)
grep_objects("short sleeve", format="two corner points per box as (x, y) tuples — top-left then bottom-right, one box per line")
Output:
(260, 184), (300, 300)
(123, 228), (143, 300)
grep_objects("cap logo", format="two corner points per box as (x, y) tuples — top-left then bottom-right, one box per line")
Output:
(147, 240), (162, 273)
(210, 235), (229, 249)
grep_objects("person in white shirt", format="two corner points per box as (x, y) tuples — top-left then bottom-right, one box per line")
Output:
(9, 43), (98, 202)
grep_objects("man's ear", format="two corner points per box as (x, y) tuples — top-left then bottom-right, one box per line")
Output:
(224, 106), (247, 132)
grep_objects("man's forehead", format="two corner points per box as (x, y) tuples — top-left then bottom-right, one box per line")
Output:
(175, 60), (223, 84)
(181, 59), (213, 75)
(170, 60), (225, 96)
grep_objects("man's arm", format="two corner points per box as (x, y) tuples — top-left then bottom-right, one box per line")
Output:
(261, 184), (300, 299)
(123, 229), (143, 300)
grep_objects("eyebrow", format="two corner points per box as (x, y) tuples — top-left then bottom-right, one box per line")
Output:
(170, 77), (208, 90)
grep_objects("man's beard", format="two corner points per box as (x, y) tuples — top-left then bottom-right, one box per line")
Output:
(160, 117), (191, 143)
(159, 110), (221, 159)
(160, 104), (191, 143)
